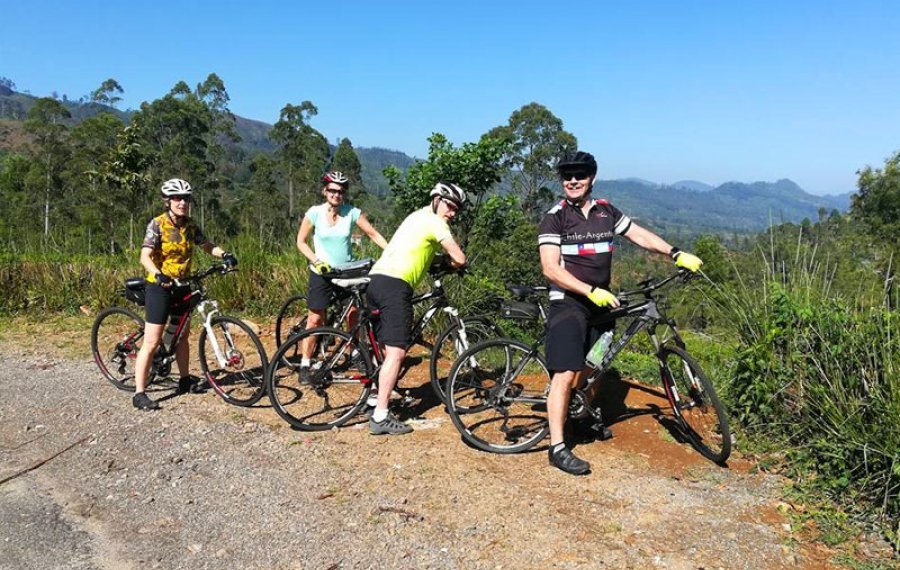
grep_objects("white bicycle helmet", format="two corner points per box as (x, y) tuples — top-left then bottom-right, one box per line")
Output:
(322, 171), (350, 186)
(160, 178), (192, 198)
(429, 181), (467, 208)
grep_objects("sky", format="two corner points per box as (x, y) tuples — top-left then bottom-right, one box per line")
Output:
(1, 0), (898, 196)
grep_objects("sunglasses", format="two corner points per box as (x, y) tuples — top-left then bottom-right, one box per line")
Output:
(169, 195), (192, 202)
(560, 171), (592, 181)
(325, 187), (346, 195)
(442, 198), (460, 213)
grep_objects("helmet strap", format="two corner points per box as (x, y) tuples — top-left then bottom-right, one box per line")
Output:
(565, 188), (592, 209)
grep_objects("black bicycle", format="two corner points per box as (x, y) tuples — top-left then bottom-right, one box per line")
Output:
(91, 264), (269, 407)
(264, 262), (500, 430)
(274, 258), (375, 349)
(445, 271), (732, 463)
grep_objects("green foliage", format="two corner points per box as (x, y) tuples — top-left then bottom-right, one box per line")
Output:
(384, 133), (508, 234)
(709, 224), (900, 537)
(852, 150), (900, 249)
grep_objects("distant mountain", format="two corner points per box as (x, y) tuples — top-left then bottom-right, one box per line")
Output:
(670, 179), (714, 192)
(596, 178), (851, 234)
(619, 177), (660, 188)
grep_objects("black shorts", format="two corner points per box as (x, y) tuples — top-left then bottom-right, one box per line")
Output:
(307, 270), (335, 311)
(144, 283), (192, 325)
(544, 295), (614, 372)
(367, 274), (414, 349)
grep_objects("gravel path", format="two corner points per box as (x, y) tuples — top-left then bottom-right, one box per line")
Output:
(0, 343), (842, 569)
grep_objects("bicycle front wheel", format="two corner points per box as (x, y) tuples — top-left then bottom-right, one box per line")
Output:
(199, 316), (268, 407)
(275, 294), (309, 349)
(266, 327), (372, 431)
(91, 306), (145, 391)
(429, 316), (503, 405)
(658, 345), (731, 464)
(447, 338), (550, 454)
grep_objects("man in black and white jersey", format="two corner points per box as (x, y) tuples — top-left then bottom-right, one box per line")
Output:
(538, 151), (704, 475)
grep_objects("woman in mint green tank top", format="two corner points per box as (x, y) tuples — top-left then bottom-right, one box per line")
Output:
(294, 172), (388, 374)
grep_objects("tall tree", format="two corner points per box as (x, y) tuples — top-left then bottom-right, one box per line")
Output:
(485, 102), (577, 216)
(851, 151), (900, 248)
(102, 123), (152, 250)
(67, 113), (125, 252)
(383, 133), (508, 240)
(269, 101), (329, 220)
(331, 137), (364, 195)
(90, 78), (124, 108)
(24, 98), (71, 238)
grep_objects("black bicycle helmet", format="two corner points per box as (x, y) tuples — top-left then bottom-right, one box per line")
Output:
(555, 151), (597, 177)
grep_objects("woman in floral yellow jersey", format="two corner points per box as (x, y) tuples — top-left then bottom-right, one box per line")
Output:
(131, 178), (237, 410)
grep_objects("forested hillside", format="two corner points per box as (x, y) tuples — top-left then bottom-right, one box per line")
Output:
(0, 78), (850, 245)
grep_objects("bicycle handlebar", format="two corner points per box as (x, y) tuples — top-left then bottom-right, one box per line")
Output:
(615, 269), (694, 302)
(173, 263), (236, 287)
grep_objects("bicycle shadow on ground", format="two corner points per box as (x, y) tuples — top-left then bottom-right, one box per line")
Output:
(582, 369), (731, 467)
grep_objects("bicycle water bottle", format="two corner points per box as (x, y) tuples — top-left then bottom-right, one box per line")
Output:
(586, 330), (614, 368)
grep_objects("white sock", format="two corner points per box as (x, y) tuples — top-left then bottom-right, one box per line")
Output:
(366, 395), (377, 407)
(372, 407), (388, 422)
(301, 358), (311, 368)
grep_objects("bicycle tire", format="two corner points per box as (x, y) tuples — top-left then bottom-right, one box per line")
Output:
(446, 338), (550, 454)
(275, 294), (309, 349)
(91, 306), (146, 391)
(658, 345), (732, 464)
(429, 316), (503, 405)
(198, 315), (268, 407)
(266, 327), (372, 431)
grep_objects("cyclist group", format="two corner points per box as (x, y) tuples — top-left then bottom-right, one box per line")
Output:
(130, 150), (702, 475)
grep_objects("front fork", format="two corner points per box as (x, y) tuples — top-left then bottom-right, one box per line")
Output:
(196, 300), (230, 367)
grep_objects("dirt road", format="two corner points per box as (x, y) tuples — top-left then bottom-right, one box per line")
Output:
(0, 338), (849, 569)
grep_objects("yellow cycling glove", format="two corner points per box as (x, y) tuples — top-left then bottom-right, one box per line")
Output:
(670, 248), (703, 272)
(587, 287), (617, 308)
(312, 260), (332, 275)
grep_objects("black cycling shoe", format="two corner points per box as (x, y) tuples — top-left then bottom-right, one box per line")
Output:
(548, 444), (591, 475)
(189, 378), (209, 394)
(132, 392), (160, 411)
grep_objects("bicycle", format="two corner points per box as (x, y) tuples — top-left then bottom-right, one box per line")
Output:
(444, 270), (732, 464)
(264, 263), (501, 430)
(273, 258), (375, 350)
(91, 263), (269, 407)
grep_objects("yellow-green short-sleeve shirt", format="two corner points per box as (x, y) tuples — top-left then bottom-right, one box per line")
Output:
(370, 207), (453, 287)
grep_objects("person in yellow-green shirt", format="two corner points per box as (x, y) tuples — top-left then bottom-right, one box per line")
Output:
(365, 182), (468, 435)
(132, 178), (236, 411)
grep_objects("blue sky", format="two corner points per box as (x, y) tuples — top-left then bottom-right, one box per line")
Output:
(2, 0), (898, 195)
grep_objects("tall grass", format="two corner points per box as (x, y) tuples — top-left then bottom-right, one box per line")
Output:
(709, 228), (900, 543)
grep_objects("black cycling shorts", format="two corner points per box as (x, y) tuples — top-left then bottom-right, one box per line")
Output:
(367, 274), (414, 349)
(544, 295), (614, 372)
(144, 283), (192, 325)
(306, 269), (334, 311)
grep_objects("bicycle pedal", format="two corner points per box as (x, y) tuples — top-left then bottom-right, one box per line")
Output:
(591, 423), (614, 441)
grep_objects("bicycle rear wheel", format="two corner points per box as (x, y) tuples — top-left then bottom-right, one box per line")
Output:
(658, 345), (731, 464)
(275, 294), (309, 349)
(429, 316), (503, 405)
(199, 316), (268, 407)
(266, 327), (372, 431)
(91, 306), (145, 391)
(446, 338), (550, 454)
